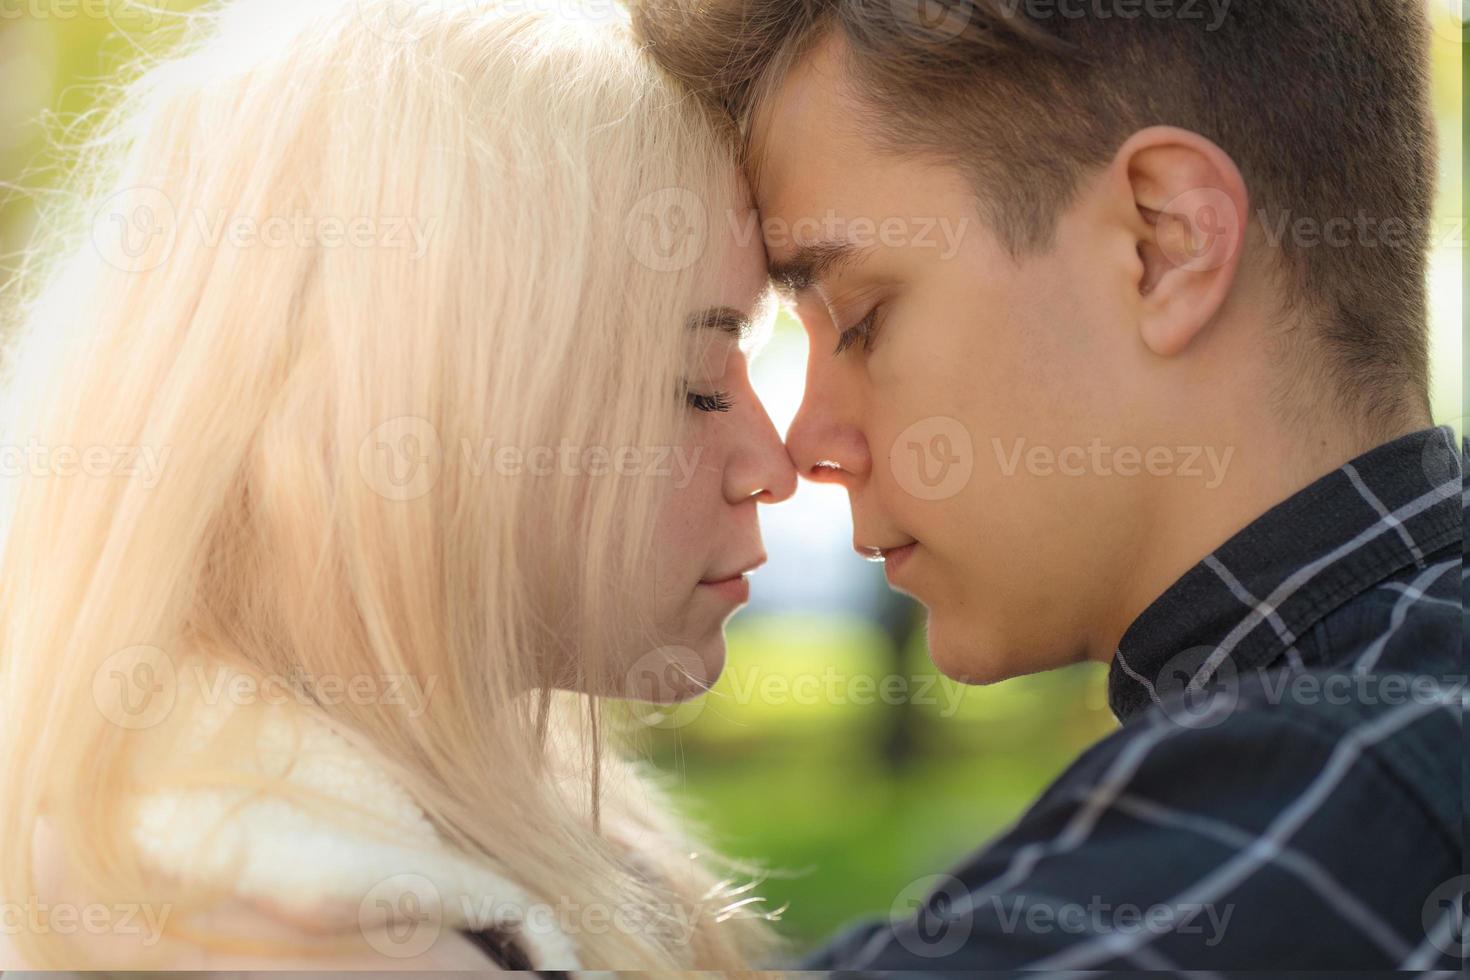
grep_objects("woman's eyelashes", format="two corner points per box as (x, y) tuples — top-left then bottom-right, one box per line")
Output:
(833, 306), (883, 357)
(683, 385), (734, 413)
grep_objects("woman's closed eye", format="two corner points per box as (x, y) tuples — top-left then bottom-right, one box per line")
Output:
(683, 384), (734, 413)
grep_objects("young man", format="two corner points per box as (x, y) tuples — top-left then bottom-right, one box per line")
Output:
(633, 0), (1465, 971)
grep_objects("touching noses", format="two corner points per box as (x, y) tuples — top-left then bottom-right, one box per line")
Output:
(784, 354), (871, 490)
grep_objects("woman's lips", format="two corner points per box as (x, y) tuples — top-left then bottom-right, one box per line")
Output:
(697, 573), (751, 604)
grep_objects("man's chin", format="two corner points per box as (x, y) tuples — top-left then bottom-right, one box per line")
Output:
(923, 610), (1040, 686)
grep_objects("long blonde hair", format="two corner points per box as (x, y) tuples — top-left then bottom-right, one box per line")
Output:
(0, 0), (779, 970)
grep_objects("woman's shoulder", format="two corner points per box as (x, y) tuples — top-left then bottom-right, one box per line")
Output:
(8, 819), (502, 970)
(15, 686), (575, 971)
(0, 900), (502, 970)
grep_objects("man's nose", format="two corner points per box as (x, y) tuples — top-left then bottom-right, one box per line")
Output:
(785, 363), (870, 490)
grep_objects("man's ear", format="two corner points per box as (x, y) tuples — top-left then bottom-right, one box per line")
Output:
(1111, 126), (1249, 358)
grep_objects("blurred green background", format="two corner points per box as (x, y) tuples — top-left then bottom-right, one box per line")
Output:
(0, 0), (1462, 957)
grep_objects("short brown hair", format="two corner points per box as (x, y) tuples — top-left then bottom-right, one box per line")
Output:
(631, 0), (1439, 432)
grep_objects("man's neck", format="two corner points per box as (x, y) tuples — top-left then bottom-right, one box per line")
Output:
(1091, 412), (1430, 664)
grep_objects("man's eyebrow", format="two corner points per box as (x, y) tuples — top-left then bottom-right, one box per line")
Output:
(767, 240), (871, 296)
(685, 306), (752, 340)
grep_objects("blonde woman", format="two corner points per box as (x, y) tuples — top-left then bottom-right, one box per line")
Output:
(0, 0), (797, 971)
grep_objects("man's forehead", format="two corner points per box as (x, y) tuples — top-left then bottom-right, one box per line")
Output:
(746, 32), (872, 226)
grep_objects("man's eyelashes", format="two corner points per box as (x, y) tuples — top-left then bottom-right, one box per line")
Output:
(834, 306), (883, 356)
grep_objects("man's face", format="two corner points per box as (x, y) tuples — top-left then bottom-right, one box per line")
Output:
(759, 36), (1158, 682)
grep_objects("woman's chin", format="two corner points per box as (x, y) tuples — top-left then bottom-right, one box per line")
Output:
(620, 634), (726, 703)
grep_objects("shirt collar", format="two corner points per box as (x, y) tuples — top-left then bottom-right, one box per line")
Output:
(1108, 426), (1464, 724)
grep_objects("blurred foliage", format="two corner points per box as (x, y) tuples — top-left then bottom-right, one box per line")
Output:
(0, 0), (1462, 956)
(639, 616), (1117, 945)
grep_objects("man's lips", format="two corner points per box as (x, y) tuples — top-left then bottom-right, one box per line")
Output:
(880, 542), (917, 574)
(856, 541), (918, 563)
(856, 541), (920, 582)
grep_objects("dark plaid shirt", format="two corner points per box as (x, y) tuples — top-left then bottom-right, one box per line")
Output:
(802, 426), (1466, 973)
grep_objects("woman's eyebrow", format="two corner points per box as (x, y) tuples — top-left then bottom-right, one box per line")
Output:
(685, 306), (752, 340)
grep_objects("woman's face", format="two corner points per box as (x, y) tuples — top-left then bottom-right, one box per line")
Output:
(630, 191), (797, 703)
